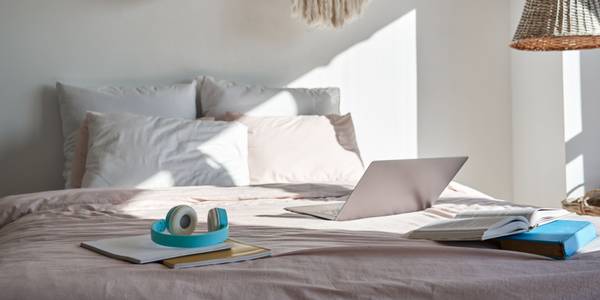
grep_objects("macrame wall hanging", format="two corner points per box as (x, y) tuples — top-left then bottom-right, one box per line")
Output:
(291, 0), (370, 28)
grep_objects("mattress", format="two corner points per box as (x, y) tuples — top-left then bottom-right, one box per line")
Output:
(1, 183), (599, 300)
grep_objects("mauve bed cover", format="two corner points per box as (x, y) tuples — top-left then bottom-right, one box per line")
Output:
(1, 183), (599, 300)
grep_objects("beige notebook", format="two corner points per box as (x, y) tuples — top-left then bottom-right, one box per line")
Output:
(162, 239), (271, 269)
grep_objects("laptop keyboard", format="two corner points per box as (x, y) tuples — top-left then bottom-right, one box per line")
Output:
(285, 202), (346, 220)
(320, 204), (344, 216)
(303, 203), (344, 216)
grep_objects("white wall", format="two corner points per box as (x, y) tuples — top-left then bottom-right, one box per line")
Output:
(0, 0), (512, 199)
(289, 9), (418, 164)
(510, 0), (566, 208)
(417, 2), (512, 200)
(564, 49), (600, 198)
(510, 0), (600, 207)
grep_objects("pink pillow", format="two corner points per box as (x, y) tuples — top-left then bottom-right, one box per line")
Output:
(221, 113), (364, 185)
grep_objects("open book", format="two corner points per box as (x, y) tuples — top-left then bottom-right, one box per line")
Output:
(408, 208), (570, 241)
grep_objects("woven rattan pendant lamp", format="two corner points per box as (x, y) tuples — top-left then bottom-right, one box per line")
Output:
(511, 0), (600, 51)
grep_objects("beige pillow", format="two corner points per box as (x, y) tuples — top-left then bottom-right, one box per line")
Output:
(221, 113), (364, 185)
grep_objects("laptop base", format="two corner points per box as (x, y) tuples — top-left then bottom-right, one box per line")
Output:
(284, 202), (345, 220)
(283, 157), (468, 221)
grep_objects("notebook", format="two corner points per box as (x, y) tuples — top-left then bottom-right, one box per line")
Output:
(498, 220), (597, 259)
(162, 239), (271, 269)
(81, 234), (231, 264)
(408, 208), (569, 241)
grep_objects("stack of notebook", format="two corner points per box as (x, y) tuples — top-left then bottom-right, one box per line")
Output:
(408, 208), (597, 259)
(81, 236), (271, 268)
(163, 239), (271, 269)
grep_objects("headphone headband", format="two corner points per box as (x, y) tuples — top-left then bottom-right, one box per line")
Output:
(151, 206), (229, 248)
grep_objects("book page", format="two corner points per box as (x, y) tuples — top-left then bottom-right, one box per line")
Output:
(457, 208), (571, 227)
(409, 216), (529, 241)
(530, 208), (570, 227)
(414, 217), (511, 232)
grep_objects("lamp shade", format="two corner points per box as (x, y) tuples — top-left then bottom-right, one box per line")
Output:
(511, 0), (600, 51)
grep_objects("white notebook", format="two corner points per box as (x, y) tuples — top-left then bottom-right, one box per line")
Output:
(408, 208), (570, 241)
(81, 234), (231, 264)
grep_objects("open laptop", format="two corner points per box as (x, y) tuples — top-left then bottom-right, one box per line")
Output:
(284, 157), (468, 221)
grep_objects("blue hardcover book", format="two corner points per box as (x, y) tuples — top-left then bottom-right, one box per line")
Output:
(498, 220), (597, 259)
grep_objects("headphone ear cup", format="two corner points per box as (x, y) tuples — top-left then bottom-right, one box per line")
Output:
(165, 205), (181, 233)
(166, 205), (198, 235)
(165, 205), (182, 233)
(207, 208), (228, 232)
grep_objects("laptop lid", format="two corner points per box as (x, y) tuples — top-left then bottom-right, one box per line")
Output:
(334, 157), (468, 221)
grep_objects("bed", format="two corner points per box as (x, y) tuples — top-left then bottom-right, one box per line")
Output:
(1, 182), (600, 300)
(3, 77), (599, 299)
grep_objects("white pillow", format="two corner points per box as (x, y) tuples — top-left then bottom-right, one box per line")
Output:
(57, 81), (197, 188)
(81, 112), (249, 188)
(198, 76), (340, 118)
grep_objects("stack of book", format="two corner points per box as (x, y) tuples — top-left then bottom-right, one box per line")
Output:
(408, 208), (597, 259)
(81, 236), (271, 268)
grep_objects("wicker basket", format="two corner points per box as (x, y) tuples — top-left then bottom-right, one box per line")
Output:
(511, 0), (600, 51)
(562, 189), (600, 216)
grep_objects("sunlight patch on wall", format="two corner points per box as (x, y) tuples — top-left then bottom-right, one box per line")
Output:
(565, 154), (585, 198)
(288, 9), (418, 165)
(563, 50), (585, 197)
(563, 50), (582, 143)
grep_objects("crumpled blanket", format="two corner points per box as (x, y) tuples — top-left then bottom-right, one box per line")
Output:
(1, 183), (599, 300)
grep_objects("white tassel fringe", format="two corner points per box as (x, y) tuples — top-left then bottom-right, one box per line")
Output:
(291, 0), (370, 28)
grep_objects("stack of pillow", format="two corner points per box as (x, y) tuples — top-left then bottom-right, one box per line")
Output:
(58, 76), (364, 189)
